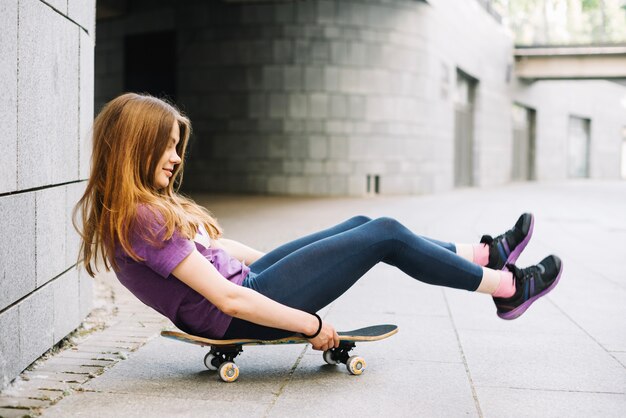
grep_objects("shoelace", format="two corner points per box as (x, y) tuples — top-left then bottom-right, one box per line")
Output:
(506, 263), (522, 279)
(480, 235), (494, 245)
(506, 263), (542, 294)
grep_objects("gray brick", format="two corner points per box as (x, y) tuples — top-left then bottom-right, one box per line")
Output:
(66, 182), (85, 268)
(324, 160), (352, 174)
(78, 267), (93, 320)
(304, 120), (324, 133)
(303, 161), (324, 175)
(68, 0), (95, 35)
(268, 136), (288, 159)
(269, 93), (287, 119)
(273, 40), (293, 63)
(262, 66), (282, 90)
(284, 120), (304, 133)
(348, 175), (367, 196)
(283, 66), (302, 91)
(304, 66), (324, 91)
(36, 186), (67, 288)
(52, 269), (80, 344)
(283, 159), (303, 174)
(307, 176), (329, 195)
(339, 68), (362, 94)
(328, 175), (348, 195)
(248, 40), (273, 64)
(241, 5), (273, 24)
(18, 284), (54, 373)
(0, 194), (36, 311)
(328, 136), (349, 159)
(288, 94), (308, 119)
(0, 0), (17, 194)
(18, 1), (79, 189)
(324, 26), (342, 39)
(330, 40), (349, 65)
(310, 40), (330, 62)
(348, 42), (367, 66)
(317, 0), (335, 23)
(329, 95), (348, 118)
(79, 31), (94, 180)
(308, 136), (328, 159)
(287, 176), (306, 194)
(365, 43), (383, 68)
(309, 93), (329, 119)
(0, 305), (20, 390)
(296, 1), (316, 23)
(267, 176), (287, 194)
(350, 95), (367, 119)
(324, 66), (340, 91)
(326, 120), (350, 134)
(274, 3), (294, 23)
(246, 94), (266, 119)
(293, 39), (310, 64)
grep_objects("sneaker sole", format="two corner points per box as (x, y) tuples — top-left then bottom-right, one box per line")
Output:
(504, 214), (535, 269)
(497, 260), (563, 320)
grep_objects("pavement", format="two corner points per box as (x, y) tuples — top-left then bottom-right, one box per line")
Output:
(1, 180), (625, 417)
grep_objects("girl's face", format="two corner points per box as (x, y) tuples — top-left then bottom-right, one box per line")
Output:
(154, 121), (182, 190)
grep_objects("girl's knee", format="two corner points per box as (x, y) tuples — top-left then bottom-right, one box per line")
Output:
(348, 215), (371, 225)
(371, 216), (403, 231)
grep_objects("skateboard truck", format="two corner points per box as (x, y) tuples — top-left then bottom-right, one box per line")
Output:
(323, 342), (366, 376)
(204, 346), (243, 382)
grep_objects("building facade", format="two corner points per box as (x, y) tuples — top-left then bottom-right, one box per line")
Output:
(95, 0), (626, 196)
(0, 0), (95, 389)
(513, 79), (626, 181)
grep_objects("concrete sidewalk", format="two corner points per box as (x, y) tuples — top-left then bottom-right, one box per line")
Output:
(3, 181), (625, 417)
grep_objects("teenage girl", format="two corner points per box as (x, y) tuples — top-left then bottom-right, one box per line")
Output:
(74, 93), (563, 352)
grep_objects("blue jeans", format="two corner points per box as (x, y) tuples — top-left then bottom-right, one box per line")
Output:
(223, 216), (482, 339)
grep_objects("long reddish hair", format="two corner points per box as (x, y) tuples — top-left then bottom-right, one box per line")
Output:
(74, 93), (222, 277)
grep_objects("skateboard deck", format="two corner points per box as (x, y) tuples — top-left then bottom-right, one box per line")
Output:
(161, 324), (398, 382)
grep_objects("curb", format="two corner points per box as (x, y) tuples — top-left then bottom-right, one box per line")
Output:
(0, 270), (170, 418)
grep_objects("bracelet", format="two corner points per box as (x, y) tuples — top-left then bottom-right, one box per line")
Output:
(301, 313), (322, 339)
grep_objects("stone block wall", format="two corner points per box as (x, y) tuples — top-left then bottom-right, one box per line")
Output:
(95, 0), (515, 196)
(513, 79), (626, 180)
(0, 0), (95, 390)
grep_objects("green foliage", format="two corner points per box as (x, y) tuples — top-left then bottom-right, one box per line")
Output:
(499, 0), (626, 45)
(582, 0), (600, 11)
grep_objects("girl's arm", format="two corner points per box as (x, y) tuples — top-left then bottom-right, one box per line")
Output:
(171, 249), (339, 350)
(211, 238), (265, 265)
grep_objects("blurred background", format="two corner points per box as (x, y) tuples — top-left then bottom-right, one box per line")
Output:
(93, 0), (626, 196)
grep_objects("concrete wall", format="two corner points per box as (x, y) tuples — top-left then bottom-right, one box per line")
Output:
(513, 79), (626, 180)
(95, 0), (514, 195)
(415, 0), (515, 189)
(0, 0), (95, 390)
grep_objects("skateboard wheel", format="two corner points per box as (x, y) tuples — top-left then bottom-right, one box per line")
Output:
(203, 353), (219, 371)
(218, 361), (239, 383)
(323, 350), (339, 365)
(346, 356), (366, 376)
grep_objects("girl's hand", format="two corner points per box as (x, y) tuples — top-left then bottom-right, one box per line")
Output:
(307, 322), (340, 351)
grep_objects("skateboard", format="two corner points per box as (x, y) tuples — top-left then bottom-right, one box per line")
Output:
(161, 324), (398, 382)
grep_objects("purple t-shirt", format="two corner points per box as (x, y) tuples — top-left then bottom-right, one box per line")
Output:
(113, 207), (249, 338)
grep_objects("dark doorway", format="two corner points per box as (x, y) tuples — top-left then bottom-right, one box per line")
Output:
(124, 31), (177, 101)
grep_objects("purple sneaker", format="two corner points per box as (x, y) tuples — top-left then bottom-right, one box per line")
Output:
(493, 255), (563, 320)
(481, 213), (534, 270)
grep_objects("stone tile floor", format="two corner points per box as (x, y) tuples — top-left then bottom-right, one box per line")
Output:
(1, 181), (624, 417)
